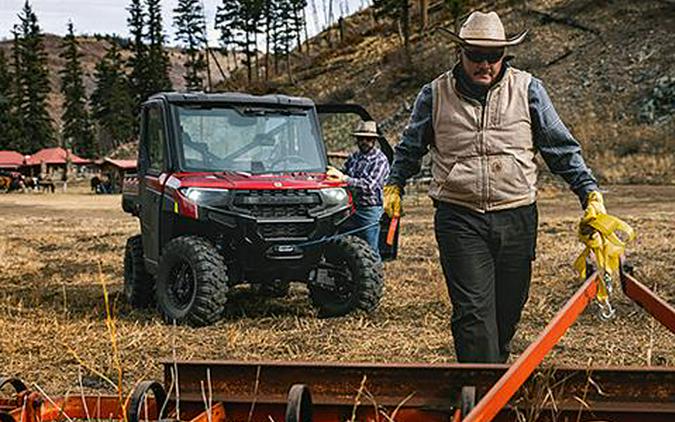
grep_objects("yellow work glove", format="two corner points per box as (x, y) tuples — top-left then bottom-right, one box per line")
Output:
(326, 166), (348, 182)
(573, 191), (636, 304)
(383, 185), (402, 218)
(580, 191), (607, 232)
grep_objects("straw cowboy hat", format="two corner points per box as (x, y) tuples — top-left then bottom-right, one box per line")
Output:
(352, 120), (381, 138)
(440, 11), (527, 48)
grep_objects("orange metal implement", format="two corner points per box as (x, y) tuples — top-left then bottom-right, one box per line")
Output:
(621, 268), (675, 333)
(463, 273), (599, 421)
(386, 216), (398, 246)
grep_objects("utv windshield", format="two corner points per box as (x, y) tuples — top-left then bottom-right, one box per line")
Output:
(174, 105), (326, 173)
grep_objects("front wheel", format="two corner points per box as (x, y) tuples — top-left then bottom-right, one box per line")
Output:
(155, 236), (228, 326)
(309, 235), (384, 317)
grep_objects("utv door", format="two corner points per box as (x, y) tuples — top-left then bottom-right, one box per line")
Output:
(138, 102), (168, 269)
(316, 104), (399, 260)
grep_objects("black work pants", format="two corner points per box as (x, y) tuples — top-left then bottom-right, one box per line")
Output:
(434, 201), (538, 363)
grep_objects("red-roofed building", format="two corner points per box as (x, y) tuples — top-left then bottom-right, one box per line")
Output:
(25, 147), (90, 166)
(23, 147), (92, 178)
(0, 150), (25, 171)
(96, 157), (137, 193)
(102, 158), (137, 171)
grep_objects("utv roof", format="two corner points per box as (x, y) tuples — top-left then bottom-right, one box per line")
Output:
(148, 92), (315, 107)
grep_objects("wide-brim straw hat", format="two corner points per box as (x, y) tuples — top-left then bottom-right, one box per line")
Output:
(352, 120), (381, 138)
(440, 11), (527, 48)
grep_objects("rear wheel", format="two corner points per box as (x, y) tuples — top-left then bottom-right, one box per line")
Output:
(309, 235), (383, 317)
(156, 236), (228, 326)
(124, 235), (154, 308)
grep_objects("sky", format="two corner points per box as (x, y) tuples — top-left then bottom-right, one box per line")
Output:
(0, 0), (371, 45)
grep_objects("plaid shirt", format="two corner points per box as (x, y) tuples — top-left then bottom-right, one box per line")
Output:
(387, 66), (599, 205)
(344, 147), (390, 207)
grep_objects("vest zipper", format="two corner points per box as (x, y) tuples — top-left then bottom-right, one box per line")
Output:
(481, 91), (491, 211)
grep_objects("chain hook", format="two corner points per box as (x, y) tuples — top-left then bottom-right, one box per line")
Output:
(597, 298), (616, 321)
(596, 272), (616, 321)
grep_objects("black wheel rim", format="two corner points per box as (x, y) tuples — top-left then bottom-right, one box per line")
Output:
(285, 384), (313, 422)
(127, 380), (168, 422)
(319, 255), (356, 305)
(168, 261), (196, 310)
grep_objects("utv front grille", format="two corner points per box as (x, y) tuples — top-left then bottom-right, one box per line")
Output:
(248, 204), (308, 218)
(259, 222), (314, 239)
(233, 190), (321, 218)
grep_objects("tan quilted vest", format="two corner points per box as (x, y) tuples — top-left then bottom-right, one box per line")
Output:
(429, 67), (536, 212)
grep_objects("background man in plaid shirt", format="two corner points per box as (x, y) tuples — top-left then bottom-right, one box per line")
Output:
(328, 121), (390, 259)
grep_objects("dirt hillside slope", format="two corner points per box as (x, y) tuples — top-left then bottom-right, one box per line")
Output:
(240, 0), (674, 184)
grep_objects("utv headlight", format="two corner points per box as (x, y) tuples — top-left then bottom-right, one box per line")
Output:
(322, 187), (349, 206)
(179, 187), (230, 206)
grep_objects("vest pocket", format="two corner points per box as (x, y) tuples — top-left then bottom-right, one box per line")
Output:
(489, 155), (530, 204)
(439, 157), (482, 201)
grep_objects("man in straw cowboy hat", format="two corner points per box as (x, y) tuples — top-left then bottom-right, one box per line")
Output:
(328, 121), (390, 259)
(383, 11), (606, 363)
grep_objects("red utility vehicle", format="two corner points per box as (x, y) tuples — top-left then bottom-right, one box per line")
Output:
(121, 92), (397, 326)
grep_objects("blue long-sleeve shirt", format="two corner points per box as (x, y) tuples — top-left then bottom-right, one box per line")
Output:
(387, 72), (599, 206)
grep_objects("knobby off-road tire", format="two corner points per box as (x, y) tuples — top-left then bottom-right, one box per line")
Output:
(124, 235), (155, 308)
(156, 236), (228, 327)
(309, 235), (384, 317)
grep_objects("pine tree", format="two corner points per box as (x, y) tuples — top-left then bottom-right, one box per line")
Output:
(91, 43), (136, 152)
(127, 0), (148, 108)
(59, 22), (96, 158)
(15, 0), (54, 153)
(215, 0), (241, 71)
(145, 0), (172, 95)
(290, 0), (307, 52)
(261, 0), (276, 80)
(269, 0), (285, 75)
(9, 29), (25, 149)
(235, 0), (263, 84)
(274, 0), (297, 82)
(0, 50), (17, 150)
(173, 0), (208, 91)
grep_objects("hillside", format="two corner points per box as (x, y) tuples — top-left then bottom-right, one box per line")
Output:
(228, 0), (675, 185)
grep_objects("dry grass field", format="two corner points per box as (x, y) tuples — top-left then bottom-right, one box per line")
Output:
(0, 185), (673, 396)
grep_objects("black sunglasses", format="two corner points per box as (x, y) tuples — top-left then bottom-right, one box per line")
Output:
(462, 48), (505, 64)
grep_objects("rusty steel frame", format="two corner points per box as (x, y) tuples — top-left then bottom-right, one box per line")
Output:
(160, 359), (675, 421)
(1, 394), (126, 422)
(2, 267), (674, 422)
(464, 264), (675, 421)
(2, 365), (674, 422)
(621, 267), (675, 333)
(462, 273), (599, 421)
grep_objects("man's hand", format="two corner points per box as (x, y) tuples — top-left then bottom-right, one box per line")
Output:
(326, 166), (348, 182)
(383, 185), (402, 218)
(579, 191), (606, 235)
(574, 190), (635, 306)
